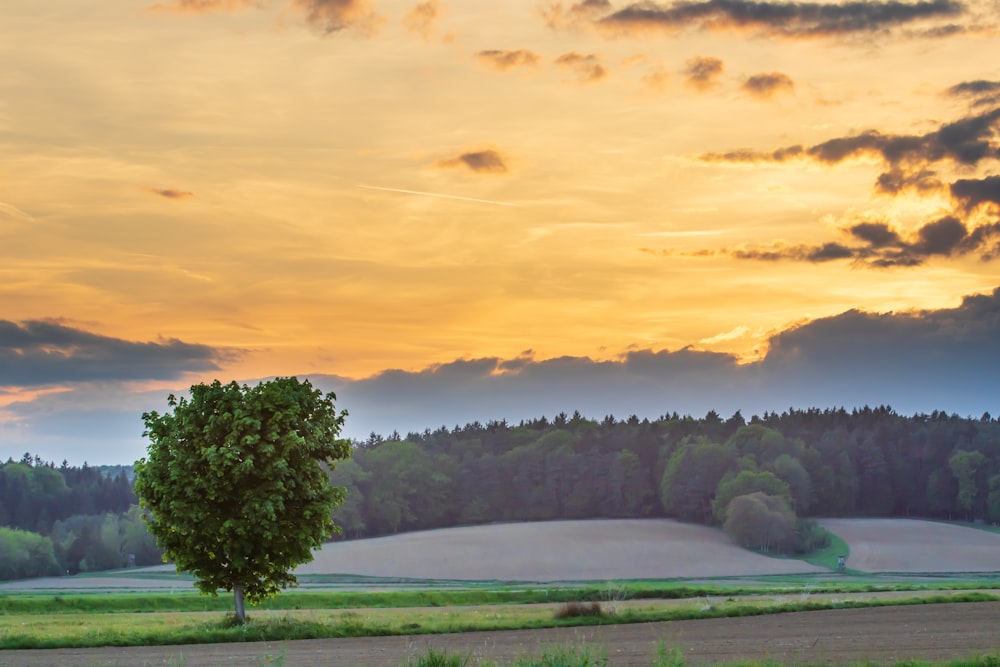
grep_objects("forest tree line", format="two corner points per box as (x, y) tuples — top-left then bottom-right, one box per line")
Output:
(0, 455), (161, 580)
(3, 404), (1000, 580)
(329, 406), (1000, 549)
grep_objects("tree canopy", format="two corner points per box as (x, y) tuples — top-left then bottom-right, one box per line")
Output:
(134, 377), (350, 621)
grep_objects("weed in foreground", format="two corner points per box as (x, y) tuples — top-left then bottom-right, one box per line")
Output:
(652, 641), (686, 667)
(521, 644), (608, 667)
(406, 647), (470, 667)
(257, 647), (287, 667)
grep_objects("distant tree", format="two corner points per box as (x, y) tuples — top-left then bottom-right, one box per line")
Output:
(711, 470), (792, 524)
(987, 475), (1000, 524)
(723, 492), (796, 553)
(327, 459), (370, 539)
(771, 454), (813, 514)
(661, 440), (737, 522)
(0, 527), (60, 580)
(949, 450), (987, 520)
(134, 378), (350, 622)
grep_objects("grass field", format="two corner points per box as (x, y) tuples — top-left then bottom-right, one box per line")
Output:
(0, 581), (997, 649)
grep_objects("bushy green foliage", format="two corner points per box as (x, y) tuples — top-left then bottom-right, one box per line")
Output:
(712, 471), (792, 524)
(792, 518), (831, 554)
(0, 527), (60, 580)
(134, 377), (351, 620)
(0, 455), (145, 580)
(722, 492), (796, 553)
(661, 440), (738, 522)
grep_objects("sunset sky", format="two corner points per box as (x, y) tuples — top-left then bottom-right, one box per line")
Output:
(2, 0), (999, 464)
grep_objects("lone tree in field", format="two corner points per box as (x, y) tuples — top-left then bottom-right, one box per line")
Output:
(134, 377), (350, 622)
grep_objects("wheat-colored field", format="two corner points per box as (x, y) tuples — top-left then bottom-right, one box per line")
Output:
(295, 518), (825, 579)
(820, 518), (1000, 572)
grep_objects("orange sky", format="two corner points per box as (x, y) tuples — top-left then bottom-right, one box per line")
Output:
(2, 0), (1000, 461)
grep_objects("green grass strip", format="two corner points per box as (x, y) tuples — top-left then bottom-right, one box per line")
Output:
(0, 590), (996, 650)
(802, 529), (851, 571)
(3, 579), (1000, 615)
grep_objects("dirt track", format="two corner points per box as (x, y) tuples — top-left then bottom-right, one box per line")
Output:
(3, 601), (998, 666)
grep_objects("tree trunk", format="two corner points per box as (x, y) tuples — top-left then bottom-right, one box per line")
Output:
(234, 583), (246, 623)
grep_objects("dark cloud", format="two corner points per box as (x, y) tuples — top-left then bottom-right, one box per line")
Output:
(951, 175), (1000, 211)
(875, 167), (941, 194)
(593, 0), (965, 39)
(316, 347), (749, 437)
(0, 320), (226, 387)
(402, 0), (439, 39)
(435, 149), (509, 174)
(760, 288), (1000, 404)
(554, 52), (608, 82)
(946, 80), (1000, 99)
(148, 188), (195, 200)
(732, 242), (853, 263)
(848, 221), (903, 248)
(727, 216), (1000, 267)
(8, 290), (1000, 463)
(742, 72), (795, 99)
(293, 0), (383, 35)
(913, 215), (967, 255)
(476, 49), (541, 72)
(700, 106), (1000, 170)
(305, 287), (1000, 440)
(683, 56), (724, 90)
(961, 222), (1000, 260)
(695, 102), (1000, 264)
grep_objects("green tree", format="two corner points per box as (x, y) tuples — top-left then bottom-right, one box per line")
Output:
(0, 527), (60, 580)
(327, 459), (370, 539)
(771, 454), (812, 514)
(949, 450), (987, 520)
(711, 470), (792, 524)
(134, 377), (350, 622)
(987, 474), (1000, 524)
(660, 440), (737, 523)
(723, 492), (796, 554)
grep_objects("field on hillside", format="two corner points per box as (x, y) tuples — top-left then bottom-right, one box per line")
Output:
(4, 518), (1000, 594)
(820, 518), (1000, 573)
(296, 519), (826, 579)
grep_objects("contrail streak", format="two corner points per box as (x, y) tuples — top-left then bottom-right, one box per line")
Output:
(357, 185), (519, 207)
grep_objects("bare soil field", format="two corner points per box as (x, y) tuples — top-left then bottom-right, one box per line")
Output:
(820, 519), (1000, 573)
(3, 601), (998, 666)
(295, 519), (825, 580)
(5, 518), (1000, 594)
